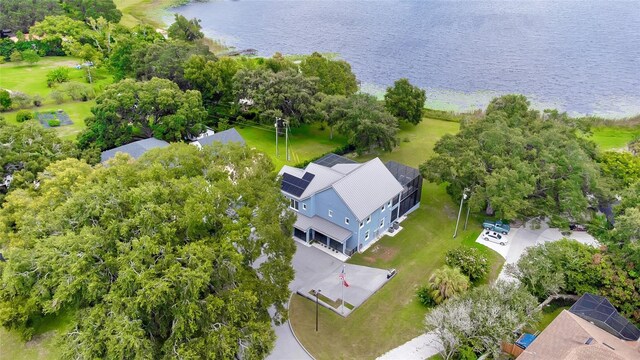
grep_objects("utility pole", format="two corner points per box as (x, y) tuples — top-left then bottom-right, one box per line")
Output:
(314, 289), (321, 331)
(464, 198), (471, 230)
(274, 118), (280, 158)
(285, 120), (290, 161)
(453, 188), (469, 238)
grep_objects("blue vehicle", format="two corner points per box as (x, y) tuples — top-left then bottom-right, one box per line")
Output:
(482, 220), (511, 234)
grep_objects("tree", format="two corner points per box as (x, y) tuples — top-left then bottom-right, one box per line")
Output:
(311, 93), (349, 139)
(108, 24), (165, 81)
(0, 119), (78, 203)
(184, 55), (240, 110)
(421, 95), (605, 221)
(168, 14), (204, 42)
(0, 143), (296, 358)
(425, 282), (539, 360)
(233, 68), (318, 126)
(46, 67), (71, 87)
(299, 52), (358, 96)
(0, 0), (63, 33)
(384, 78), (426, 125)
(78, 78), (208, 150)
(62, 0), (122, 23)
(428, 266), (470, 304)
(334, 94), (399, 154)
(0, 89), (11, 111)
(445, 247), (489, 282)
(598, 151), (640, 190)
(507, 239), (602, 299)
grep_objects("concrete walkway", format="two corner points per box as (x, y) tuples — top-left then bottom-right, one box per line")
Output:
(377, 333), (443, 360)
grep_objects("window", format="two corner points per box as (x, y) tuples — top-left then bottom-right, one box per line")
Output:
(290, 199), (299, 211)
(302, 203), (307, 210)
(366, 216), (371, 224)
(359, 221), (364, 228)
(381, 204), (385, 212)
(328, 209), (333, 217)
(345, 217), (350, 225)
(388, 200), (392, 207)
(379, 218), (385, 228)
(364, 231), (370, 240)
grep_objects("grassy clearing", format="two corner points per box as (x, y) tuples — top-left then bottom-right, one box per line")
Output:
(0, 309), (74, 360)
(114, 0), (175, 28)
(236, 123), (348, 170)
(2, 101), (95, 140)
(589, 126), (640, 150)
(290, 118), (505, 360)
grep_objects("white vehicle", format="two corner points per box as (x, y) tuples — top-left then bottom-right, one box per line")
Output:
(482, 230), (508, 246)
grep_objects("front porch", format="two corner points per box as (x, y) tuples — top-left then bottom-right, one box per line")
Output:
(293, 214), (356, 256)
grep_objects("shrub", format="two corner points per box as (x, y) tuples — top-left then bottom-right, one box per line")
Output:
(32, 95), (43, 107)
(15, 110), (34, 123)
(11, 92), (32, 109)
(48, 119), (61, 127)
(50, 90), (65, 104)
(10, 50), (22, 62)
(0, 89), (11, 111)
(445, 247), (489, 282)
(62, 82), (95, 101)
(417, 285), (435, 306)
(428, 266), (470, 304)
(21, 49), (40, 65)
(46, 67), (71, 87)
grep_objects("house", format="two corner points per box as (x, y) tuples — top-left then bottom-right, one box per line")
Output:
(100, 138), (169, 163)
(190, 128), (246, 149)
(517, 294), (640, 360)
(279, 153), (422, 256)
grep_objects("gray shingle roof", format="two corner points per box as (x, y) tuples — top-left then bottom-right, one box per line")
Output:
(196, 128), (245, 147)
(100, 138), (170, 162)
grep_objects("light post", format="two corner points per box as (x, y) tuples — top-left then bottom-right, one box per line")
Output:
(463, 190), (472, 230)
(314, 289), (321, 332)
(453, 188), (469, 238)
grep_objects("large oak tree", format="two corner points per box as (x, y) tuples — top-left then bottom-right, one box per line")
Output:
(0, 143), (296, 358)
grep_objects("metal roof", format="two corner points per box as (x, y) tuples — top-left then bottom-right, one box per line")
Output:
(569, 293), (640, 341)
(100, 138), (170, 162)
(196, 128), (246, 147)
(294, 214), (352, 243)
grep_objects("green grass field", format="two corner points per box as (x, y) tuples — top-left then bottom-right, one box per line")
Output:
(114, 0), (173, 28)
(2, 101), (95, 140)
(589, 126), (640, 150)
(0, 310), (74, 360)
(289, 118), (505, 360)
(236, 123), (348, 170)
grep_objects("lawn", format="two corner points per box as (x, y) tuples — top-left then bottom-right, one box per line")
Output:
(0, 309), (74, 360)
(114, 0), (174, 28)
(0, 56), (112, 104)
(2, 101), (95, 140)
(289, 118), (505, 360)
(236, 122), (348, 170)
(589, 126), (640, 150)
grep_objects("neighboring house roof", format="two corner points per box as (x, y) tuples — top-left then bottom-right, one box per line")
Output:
(100, 138), (169, 162)
(193, 128), (246, 148)
(280, 157), (404, 221)
(517, 310), (640, 360)
(294, 214), (352, 243)
(569, 293), (640, 341)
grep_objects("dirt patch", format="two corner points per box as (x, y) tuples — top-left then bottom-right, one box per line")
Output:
(368, 245), (399, 262)
(25, 331), (54, 348)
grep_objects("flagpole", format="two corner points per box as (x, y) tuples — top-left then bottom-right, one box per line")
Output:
(342, 265), (345, 315)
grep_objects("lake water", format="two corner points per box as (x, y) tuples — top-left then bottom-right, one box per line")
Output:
(173, 0), (640, 117)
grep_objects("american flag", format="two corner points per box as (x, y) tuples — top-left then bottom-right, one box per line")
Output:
(339, 266), (349, 287)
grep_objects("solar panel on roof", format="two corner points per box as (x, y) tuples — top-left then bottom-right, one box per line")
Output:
(313, 153), (357, 167)
(569, 293), (640, 341)
(281, 172), (315, 197)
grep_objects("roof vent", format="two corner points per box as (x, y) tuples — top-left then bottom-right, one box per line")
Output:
(585, 337), (594, 345)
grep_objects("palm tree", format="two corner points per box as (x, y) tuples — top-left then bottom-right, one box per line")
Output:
(429, 266), (470, 304)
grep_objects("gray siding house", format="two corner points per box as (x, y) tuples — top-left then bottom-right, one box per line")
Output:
(279, 154), (422, 256)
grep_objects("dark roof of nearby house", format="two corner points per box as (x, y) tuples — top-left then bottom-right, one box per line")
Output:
(569, 293), (640, 341)
(195, 128), (245, 147)
(384, 160), (421, 186)
(313, 153), (357, 167)
(100, 138), (170, 163)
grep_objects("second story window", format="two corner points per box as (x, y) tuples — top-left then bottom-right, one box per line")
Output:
(302, 203), (307, 210)
(388, 200), (392, 207)
(290, 199), (299, 211)
(381, 204), (385, 212)
(359, 221), (364, 228)
(366, 216), (371, 224)
(328, 209), (333, 217)
(345, 217), (350, 225)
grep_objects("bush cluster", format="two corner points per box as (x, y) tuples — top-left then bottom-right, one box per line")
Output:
(445, 247), (489, 282)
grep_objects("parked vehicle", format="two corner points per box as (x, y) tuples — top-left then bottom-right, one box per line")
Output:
(483, 219), (511, 234)
(569, 223), (587, 231)
(482, 230), (508, 246)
